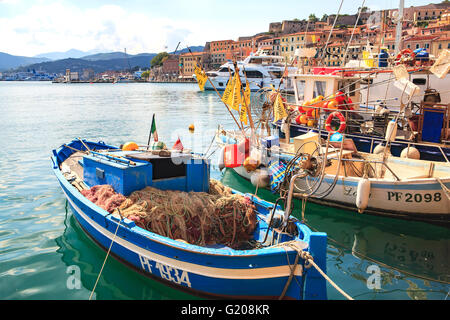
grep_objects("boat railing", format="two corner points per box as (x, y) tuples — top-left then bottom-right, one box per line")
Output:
(324, 155), (402, 181)
(274, 100), (450, 160)
(289, 121), (450, 163)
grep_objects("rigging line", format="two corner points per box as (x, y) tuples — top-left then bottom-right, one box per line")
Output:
(341, 0), (366, 67)
(320, 0), (345, 61)
(89, 211), (123, 300)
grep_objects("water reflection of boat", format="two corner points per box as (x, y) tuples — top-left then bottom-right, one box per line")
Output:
(351, 228), (449, 284)
(55, 204), (198, 300)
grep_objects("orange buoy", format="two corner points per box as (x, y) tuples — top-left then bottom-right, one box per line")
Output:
(327, 100), (338, 110)
(299, 115), (308, 124)
(122, 141), (139, 151)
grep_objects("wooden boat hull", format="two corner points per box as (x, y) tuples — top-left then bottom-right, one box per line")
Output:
(232, 165), (450, 223)
(52, 140), (328, 300)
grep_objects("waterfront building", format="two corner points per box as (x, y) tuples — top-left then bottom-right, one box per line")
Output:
(432, 35), (450, 57)
(179, 51), (204, 78)
(257, 38), (274, 54)
(232, 38), (254, 61)
(272, 37), (281, 56)
(403, 34), (440, 51)
(162, 54), (180, 77)
(209, 40), (235, 69)
(64, 69), (79, 82)
(279, 31), (324, 63)
(81, 69), (95, 81)
(387, 2), (450, 24)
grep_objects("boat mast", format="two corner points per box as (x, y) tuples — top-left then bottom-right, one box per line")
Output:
(394, 0), (404, 55)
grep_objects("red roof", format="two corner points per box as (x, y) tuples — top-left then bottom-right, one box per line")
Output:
(404, 35), (440, 41)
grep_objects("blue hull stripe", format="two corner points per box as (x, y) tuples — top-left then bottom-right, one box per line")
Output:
(322, 177), (450, 190)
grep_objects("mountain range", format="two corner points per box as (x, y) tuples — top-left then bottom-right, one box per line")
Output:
(0, 46), (204, 73)
(0, 52), (51, 71)
(33, 49), (104, 60)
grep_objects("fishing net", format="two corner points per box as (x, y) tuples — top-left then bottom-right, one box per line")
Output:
(81, 185), (127, 213)
(82, 181), (258, 249)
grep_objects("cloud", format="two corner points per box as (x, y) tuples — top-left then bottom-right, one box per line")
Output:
(0, 1), (213, 56)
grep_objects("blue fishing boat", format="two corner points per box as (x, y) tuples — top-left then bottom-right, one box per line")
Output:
(51, 139), (328, 300)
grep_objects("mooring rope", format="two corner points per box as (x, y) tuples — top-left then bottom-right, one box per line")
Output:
(304, 221), (450, 285)
(89, 212), (123, 300)
(275, 241), (354, 300)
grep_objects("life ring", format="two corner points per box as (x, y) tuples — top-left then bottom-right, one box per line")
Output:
(325, 111), (346, 134)
(395, 49), (415, 65)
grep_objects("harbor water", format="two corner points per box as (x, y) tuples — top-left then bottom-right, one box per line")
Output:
(0, 81), (448, 300)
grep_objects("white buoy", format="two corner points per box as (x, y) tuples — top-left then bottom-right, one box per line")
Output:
(356, 178), (371, 213)
(250, 169), (271, 188)
(400, 146), (420, 159)
(217, 147), (225, 171)
(373, 144), (386, 154)
(385, 119), (398, 142)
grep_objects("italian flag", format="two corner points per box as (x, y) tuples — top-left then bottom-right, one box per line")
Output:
(151, 114), (158, 142)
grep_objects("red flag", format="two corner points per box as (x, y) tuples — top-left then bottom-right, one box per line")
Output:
(172, 137), (183, 151)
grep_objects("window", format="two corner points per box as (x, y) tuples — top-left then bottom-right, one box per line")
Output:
(296, 80), (306, 101)
(314, 81), (326, 97)
(244, 70), (264, 78)
(412, 78), (427, 85)
(268, 71), (283, 78)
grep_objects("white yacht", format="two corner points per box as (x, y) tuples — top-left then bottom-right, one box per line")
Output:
(204, 51), (297, 93)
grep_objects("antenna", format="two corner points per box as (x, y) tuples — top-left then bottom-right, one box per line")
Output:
(394, 0), (404, 55)
(124, 48), (131, 72)
(173, 42), (181, 54)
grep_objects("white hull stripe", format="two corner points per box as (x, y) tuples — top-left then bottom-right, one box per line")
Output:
(64, 189), (303, 279)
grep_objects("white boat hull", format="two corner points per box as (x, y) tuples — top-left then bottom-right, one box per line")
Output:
(204, 76), (294, 93)
(231, 166), (450, 220)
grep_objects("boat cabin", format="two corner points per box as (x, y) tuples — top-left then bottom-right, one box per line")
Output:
(291, 72), (361, 108)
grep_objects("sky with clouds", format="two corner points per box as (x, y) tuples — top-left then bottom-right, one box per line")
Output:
(0, 0), (440, 56)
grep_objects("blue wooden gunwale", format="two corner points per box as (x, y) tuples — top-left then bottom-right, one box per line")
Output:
(52, 140), (328, 300)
